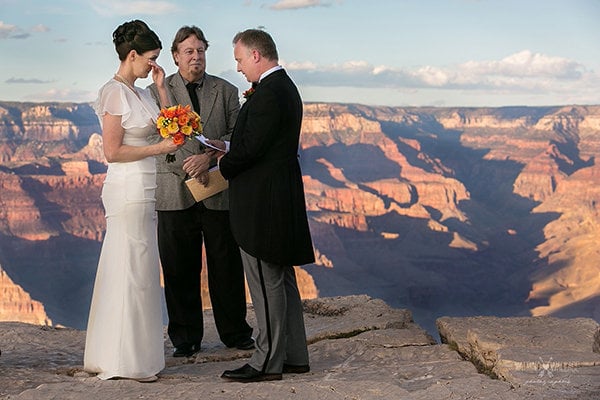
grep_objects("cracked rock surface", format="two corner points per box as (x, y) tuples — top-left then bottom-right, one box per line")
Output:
(1, 295), (599, 400)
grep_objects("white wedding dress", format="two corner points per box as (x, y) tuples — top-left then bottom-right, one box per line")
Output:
(84, 79), (165, 380)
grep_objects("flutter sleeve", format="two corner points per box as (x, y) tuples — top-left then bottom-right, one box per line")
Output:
(93, 80), (132, 128)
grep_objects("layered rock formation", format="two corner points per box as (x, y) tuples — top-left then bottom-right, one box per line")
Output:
(0, 101), (599, 333)
(0, 265), (51, 326)
(299, 103), (600, 333)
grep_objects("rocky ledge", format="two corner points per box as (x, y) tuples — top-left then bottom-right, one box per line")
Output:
(1, 295), (599, 400)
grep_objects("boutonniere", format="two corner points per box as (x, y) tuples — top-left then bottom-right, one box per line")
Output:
(242, 87), (255, 99)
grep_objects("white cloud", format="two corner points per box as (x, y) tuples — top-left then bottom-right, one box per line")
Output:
(26, 88), (96, 103)
(90, 0), (179, 16)
(31, 24), (50, 33)
(285, 61), (318, 70)
(269, 0), (333, 10)
(0, 21), (18, 39)
(6, 77), (55, 84)
(284, 50), (593, 98)
(1, 21), (51, 39)
(339, 60), (370, 71)
(413, 66), (449, 87)
(459, 50), (583, 80)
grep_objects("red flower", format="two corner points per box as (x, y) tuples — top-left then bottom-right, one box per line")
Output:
(243, 87), (255, 98)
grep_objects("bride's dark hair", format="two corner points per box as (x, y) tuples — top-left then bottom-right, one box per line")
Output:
(112, 20), (162, 61)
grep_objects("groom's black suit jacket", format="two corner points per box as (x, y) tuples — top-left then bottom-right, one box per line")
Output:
(220, 69), (314, 266)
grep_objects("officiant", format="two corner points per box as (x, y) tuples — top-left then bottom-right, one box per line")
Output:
(148, 25), (254, 357)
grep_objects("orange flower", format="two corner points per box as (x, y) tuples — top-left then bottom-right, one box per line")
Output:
(172, 132), (185, 145)
(178, 113), (189, 126)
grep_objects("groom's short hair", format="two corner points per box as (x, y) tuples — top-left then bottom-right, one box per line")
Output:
(233, 29), (278, 62)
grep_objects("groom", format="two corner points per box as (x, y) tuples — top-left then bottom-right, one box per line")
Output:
(216, 29), (315, 382)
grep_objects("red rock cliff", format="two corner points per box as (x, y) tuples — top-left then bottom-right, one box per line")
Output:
(1, 102), (599, 330)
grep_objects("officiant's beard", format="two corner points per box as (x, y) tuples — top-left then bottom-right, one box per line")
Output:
(187, 63), (205, 79)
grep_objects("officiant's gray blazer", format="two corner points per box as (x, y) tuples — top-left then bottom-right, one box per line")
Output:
(148, 73), (240, 211)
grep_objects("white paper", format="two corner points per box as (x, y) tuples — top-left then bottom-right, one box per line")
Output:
(196, 134), (223, 151)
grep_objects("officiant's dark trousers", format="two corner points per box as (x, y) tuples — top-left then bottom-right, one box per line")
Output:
(157, 202), (252, 348)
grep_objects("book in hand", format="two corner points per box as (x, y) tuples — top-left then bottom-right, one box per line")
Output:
(185, 167), (228, 202)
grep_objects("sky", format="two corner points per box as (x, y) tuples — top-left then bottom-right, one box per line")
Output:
(1, 0), (599, 108)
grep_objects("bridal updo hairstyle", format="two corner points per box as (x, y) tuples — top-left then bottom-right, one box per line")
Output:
(112, 20), (162, 61)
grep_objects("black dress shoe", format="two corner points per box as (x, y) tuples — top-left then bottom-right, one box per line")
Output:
(221, 363), (282, 382)
(235, 337), (255, 350)
(173, 343), (201, 357)
(282, 364), (310, 374)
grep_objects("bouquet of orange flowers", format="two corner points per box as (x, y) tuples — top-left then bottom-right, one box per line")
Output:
(157, 104), (202, 163)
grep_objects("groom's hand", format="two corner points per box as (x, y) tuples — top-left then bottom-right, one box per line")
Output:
(183, 153), (210, 179)
(205, 139), (227, 156)
(197, 171), (210, 186)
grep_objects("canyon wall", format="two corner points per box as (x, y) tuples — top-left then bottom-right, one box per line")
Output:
(0, 265), (51, 326)
(298, 104), (600, 331)
(0, 101), (598, 331)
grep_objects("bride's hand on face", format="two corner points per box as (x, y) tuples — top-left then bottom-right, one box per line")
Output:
(149, 60), (165, 86)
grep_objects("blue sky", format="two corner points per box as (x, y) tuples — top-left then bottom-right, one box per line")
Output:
(1, 0), (599, 107)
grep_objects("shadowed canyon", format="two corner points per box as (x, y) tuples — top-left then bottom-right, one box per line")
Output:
(0, 101), (599, 335)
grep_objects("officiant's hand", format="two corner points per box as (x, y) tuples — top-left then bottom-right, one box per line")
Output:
(182, 153), (210, 179)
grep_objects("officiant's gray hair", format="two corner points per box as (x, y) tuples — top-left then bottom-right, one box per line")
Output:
(233, 29), (278, 62)
(171, 25), (210, 55)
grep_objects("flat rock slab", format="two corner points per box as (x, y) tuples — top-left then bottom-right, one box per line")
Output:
(436, 315), (600, 396)
(1, 296), (599, 400)
(302, 295), (415, 342)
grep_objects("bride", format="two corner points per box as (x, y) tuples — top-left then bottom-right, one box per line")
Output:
(83, 20), (179, 382)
